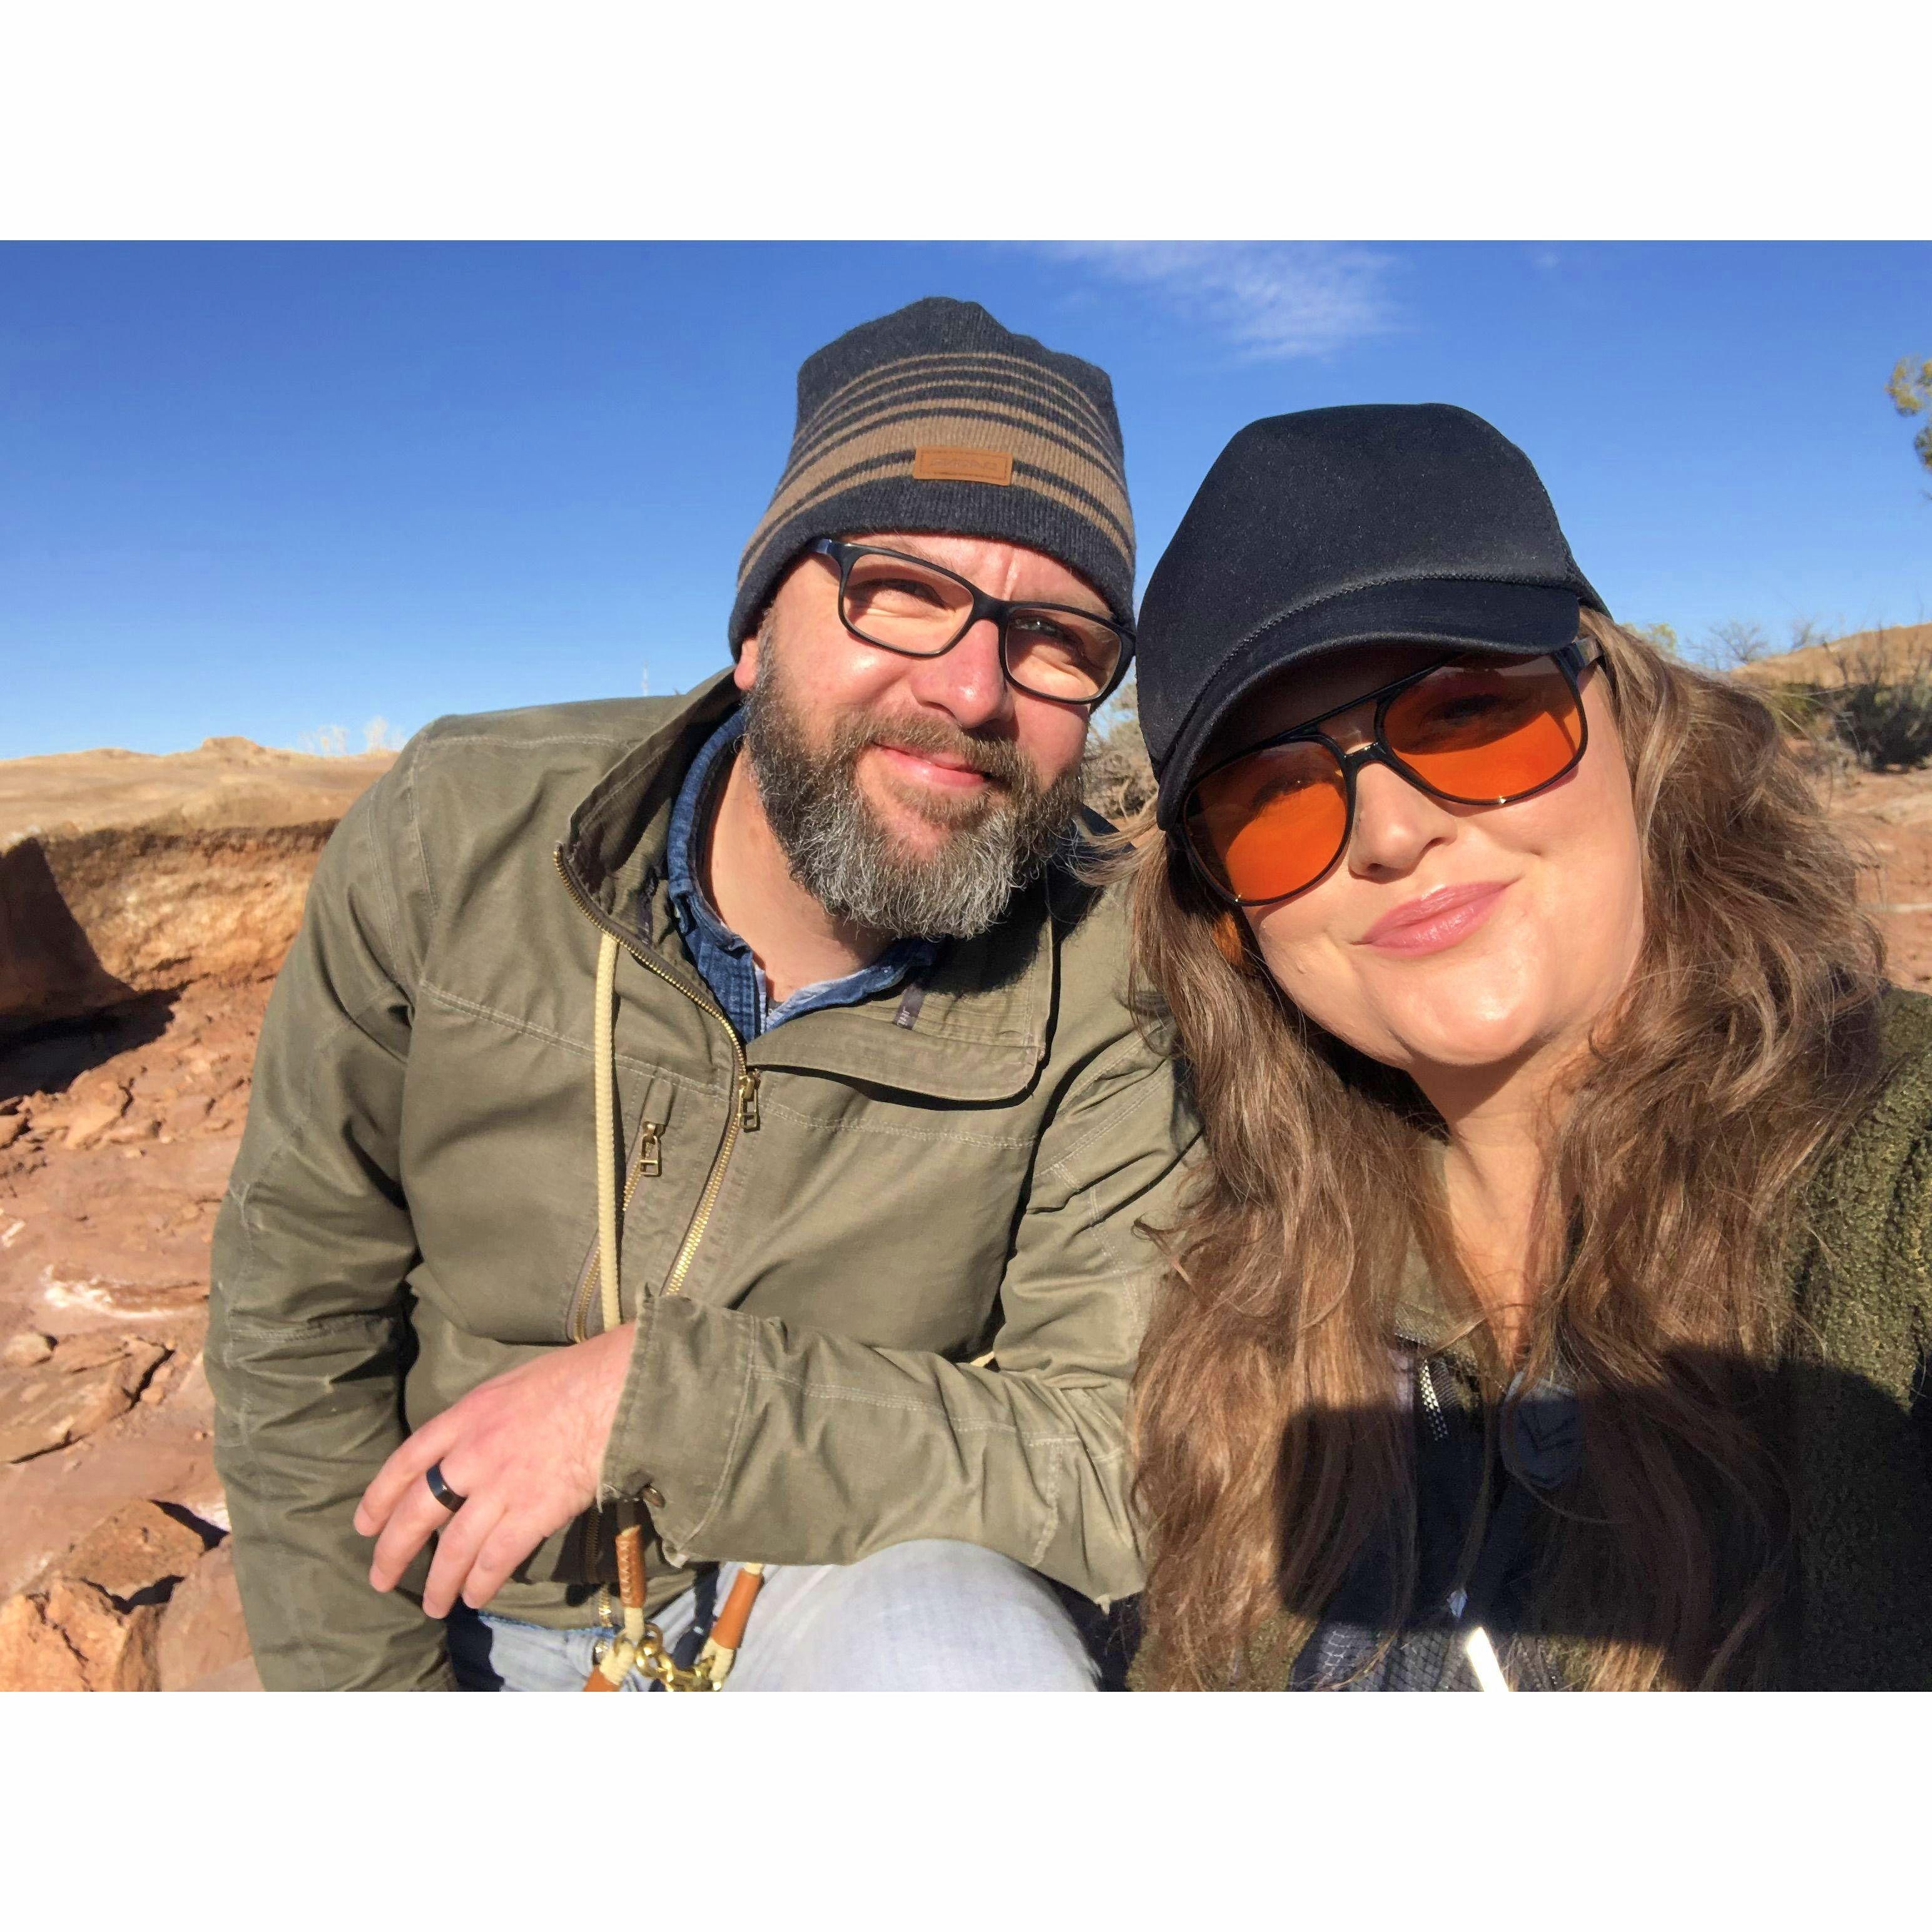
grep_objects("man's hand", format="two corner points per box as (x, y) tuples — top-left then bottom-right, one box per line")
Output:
(353, 1324), (636, 1620)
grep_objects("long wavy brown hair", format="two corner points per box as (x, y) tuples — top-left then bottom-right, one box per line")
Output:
(1123, 613), (1889, 1690)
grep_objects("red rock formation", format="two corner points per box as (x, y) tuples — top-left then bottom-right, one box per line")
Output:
(0, 1499), (218, 1692)
(0, 738), (392, 1033)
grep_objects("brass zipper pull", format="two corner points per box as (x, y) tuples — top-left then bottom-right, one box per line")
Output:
(639, 1122), (662, 1177)
(738, 1069), (761, 1132)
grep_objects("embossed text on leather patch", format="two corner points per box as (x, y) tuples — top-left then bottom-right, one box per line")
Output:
(912, 445), (1014, 485)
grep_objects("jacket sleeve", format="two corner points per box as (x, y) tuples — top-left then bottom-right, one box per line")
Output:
(206, 762), (452, 1690)
(599, 1033), (1197, 1604)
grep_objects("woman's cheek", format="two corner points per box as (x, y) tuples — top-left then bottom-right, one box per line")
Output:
(1253, 923), (1385, 1050)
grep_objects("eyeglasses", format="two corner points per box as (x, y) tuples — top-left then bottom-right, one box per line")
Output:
(1181, 643), (1600, 907)
(808, 539), (1133, 707)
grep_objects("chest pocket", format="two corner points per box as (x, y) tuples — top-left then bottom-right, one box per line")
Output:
(669, 1070), (1039, 1355)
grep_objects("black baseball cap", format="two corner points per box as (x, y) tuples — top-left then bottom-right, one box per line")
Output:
(1137, 404), (1607, 828)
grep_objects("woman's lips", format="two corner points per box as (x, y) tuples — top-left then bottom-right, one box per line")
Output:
(1359, 880), (1512, 955)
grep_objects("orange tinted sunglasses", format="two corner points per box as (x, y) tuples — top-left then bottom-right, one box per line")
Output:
(1181, 643), (1601, 907)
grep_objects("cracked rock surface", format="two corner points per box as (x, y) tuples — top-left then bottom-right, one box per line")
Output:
(1, 977), (276, 1690)
(0, 1333), (169, 1463)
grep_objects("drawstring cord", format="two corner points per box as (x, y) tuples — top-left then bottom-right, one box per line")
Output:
(582, 932), (763, 1690)
(594, 931), (623, 1342)
(586, 933), (650, 1688)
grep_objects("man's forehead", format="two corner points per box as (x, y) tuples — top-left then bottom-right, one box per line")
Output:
(840, 531), (1110, 613)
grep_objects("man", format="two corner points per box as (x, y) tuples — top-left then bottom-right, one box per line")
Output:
(208, 296), (1194, 1690)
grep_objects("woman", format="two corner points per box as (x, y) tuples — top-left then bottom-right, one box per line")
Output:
(1119, 403), (1932, 1690)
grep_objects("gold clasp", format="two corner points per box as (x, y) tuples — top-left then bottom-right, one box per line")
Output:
(633, 1632), (721, 1692)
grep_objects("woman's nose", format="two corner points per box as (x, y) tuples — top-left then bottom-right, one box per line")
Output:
(1346, 754), (1458, 878)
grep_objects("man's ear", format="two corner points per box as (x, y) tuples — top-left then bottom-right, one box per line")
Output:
(733, 615), (765, 694)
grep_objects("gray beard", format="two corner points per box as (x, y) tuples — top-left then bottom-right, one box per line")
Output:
(740, 636), (1085, 941)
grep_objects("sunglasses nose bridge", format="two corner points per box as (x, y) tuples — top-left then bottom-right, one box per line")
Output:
(1337, 738), (1400, 785)
(1332, 738), (1458, 875)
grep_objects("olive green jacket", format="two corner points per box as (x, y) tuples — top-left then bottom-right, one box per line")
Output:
(209, 674), (1197, 1690)
(1135, 990), (1932, 1692)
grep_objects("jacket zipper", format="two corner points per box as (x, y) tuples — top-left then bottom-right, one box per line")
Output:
(554, 847), (761, 1336)
(1416, 1355), (1451, 1445)
(566, 1121), (662, 1341)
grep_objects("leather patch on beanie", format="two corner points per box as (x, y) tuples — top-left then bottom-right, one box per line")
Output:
(912, 445), (1014, 486)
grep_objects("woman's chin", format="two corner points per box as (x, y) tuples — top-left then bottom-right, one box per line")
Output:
(1356, 996), (1552, 1077)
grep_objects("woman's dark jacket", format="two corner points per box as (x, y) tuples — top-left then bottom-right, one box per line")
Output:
(1132, 989), (1932, 1691)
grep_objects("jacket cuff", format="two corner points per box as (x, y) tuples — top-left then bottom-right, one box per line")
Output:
(598, 1294), (758, 1553)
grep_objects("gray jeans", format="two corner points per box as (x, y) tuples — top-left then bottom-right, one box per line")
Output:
(447, 1540), (1103, 1692)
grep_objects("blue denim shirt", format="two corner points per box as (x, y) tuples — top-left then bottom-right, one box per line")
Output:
(664, 708), (939, 1043)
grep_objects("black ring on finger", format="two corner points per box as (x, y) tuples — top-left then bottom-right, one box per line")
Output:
(425, 1462), (467, 1513)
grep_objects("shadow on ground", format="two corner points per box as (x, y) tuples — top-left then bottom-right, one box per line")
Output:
(0, 994), (182, 1106)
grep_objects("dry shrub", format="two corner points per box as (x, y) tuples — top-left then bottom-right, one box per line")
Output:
(1082, 680), (1156, 823)
(1821, 631), (1932, 771)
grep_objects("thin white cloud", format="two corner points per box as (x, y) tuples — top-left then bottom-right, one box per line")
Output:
(295, 718), (404, 757)
(1046, 242), (1398, 360)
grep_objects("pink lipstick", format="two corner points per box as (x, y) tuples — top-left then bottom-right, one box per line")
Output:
(1360, 880), (1512, 956)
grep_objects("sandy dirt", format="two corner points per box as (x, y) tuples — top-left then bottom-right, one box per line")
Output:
(0, 738), (394, 847)
(1817, 765), (1932, 987)
(1734, 621), (1932, 691)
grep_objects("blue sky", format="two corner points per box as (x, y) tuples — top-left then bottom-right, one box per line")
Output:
(3, 240), (1928, 761)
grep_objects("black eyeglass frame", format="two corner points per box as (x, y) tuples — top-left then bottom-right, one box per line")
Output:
(808, 538), (1135, 708)
(1181, 641), (1604, 909)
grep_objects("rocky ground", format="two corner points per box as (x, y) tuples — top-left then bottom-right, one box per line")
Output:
(0, 980), (270, 1687)
(1823, 764), (1932, 985)
(0, 737), (387, 1692)
(6, 708), (1932, 1692)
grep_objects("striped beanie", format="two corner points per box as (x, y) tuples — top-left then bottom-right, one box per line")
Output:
(730, 297), (1135, 649)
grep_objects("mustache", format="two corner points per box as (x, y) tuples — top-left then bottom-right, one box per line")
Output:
(840, 713), (1037, 792)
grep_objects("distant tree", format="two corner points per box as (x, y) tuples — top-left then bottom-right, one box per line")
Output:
(1627, 621), (1680, 658)
(1888, 356), (1932, 482)
(1706, 619), (1770, 668)
(1786, 616), (1832, 654)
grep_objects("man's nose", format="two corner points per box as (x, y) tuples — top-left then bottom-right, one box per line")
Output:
(1346, 753), (1458, 878)
(903, 615), (1012, 731)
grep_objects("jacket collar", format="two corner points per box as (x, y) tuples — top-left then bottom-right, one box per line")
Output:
(1391, 1234), (1467, 1358)
(561, 669), (741, 925)
(557, 670), (1067, 1104)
